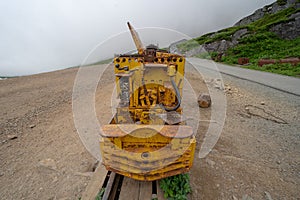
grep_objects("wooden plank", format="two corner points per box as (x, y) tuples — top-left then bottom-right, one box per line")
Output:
(81, 164), (108, 200)
(157, 181), (167, 200)
(139, 181), (153, 200)
(102, 172), (116, 200)
(119, 177), (139, 200)
(108, 174), (122, 200)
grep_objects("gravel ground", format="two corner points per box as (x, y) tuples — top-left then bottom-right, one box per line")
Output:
(190, 72), (300, 199)
(0, 64), (299, 199)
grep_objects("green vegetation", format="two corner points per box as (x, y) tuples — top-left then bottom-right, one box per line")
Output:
(177, 26), (244, 52)
(95, 188), (105, 200)
(223, 33), (300, 61)
(177, 6), (300, 77)
(160, 174), (191, 200)
(177, 40), (199, 52)
(248, 7), (297, 31)
(195, 51), (213, 59)
(198, 26), (243, 44)
(244, 63), (300, 76)
(277, 0), (287, 6)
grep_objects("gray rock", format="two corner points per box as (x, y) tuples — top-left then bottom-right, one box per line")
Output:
(29, 124), (36, 128)
(204, 40), (234, 53)
(289, 12), (300, 20)
(176, 0), (299, 57)
(235, 0), (298, 26)
(7, 134), (18, 140)
(235, 7), (265, 26)
(198, 93), (211, 108)
(270, 14), (300, 40)
(265, 191), (273, 200)
(213, 79), (224, 90)
(276, 160), (281, 164)
(232, 28), (249, 45)
(219, 40), (229, 52)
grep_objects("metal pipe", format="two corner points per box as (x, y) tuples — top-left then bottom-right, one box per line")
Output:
(160, 76), (181, 112)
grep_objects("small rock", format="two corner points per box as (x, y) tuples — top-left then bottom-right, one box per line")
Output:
(52, 176), (58, 183)
(213, 79), (224, 90)
(265, 191), (273, 200)
(216, 184), (220, 188)
(245, 107), (250, 112)
(0, 172), (4, 177)
(276, 160), (281, 164)
(261, 101), (265, 105)
(38, 158), (57, 171)
(198, 93), (211, 108)
(205, 78), (224, 90)
(29, 124), (36, 128)
(206, 158), (216, 167)
(232, 196), (238, 200)
(214, 85), (223, 90)
(7, 135), (18, 140)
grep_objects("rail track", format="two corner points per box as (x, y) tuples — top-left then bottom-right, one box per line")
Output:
(101, 171), (164, 200)
(82, 165), (166, 200)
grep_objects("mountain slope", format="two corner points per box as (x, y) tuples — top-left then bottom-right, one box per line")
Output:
(177, 0), (300, 76)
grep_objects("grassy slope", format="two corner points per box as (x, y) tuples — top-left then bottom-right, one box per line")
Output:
(178, 6), (300, 77)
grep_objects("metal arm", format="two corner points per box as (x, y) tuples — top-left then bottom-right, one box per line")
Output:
(127, 22), (145, 55)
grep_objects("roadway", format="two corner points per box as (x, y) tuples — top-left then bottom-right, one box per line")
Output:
(187, 57), (300, 96)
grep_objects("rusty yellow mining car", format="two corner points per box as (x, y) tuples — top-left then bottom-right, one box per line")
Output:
(100, 22), (196, 181)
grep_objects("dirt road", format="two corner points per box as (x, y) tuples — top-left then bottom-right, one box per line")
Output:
(0, 63), (299, 199)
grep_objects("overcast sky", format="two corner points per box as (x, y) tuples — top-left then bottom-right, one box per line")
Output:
(0, 0), (275, 76)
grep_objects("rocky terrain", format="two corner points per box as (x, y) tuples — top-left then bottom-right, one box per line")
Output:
(176, 0), (300, 56)
(0, 63), (299, 199)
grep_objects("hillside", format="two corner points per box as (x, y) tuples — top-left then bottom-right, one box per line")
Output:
(177, 0), (300, 76)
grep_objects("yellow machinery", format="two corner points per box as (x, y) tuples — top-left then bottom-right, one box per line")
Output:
(100, 22), (196, 181)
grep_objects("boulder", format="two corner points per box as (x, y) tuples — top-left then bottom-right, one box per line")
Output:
(234, 0), (298, 26)
(232, 28), (249, 45)
(198, 93), (211, 108)
(270, 13), (300, 40)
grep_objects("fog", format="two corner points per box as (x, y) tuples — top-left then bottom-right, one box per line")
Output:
(0, 0), (275, 76)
